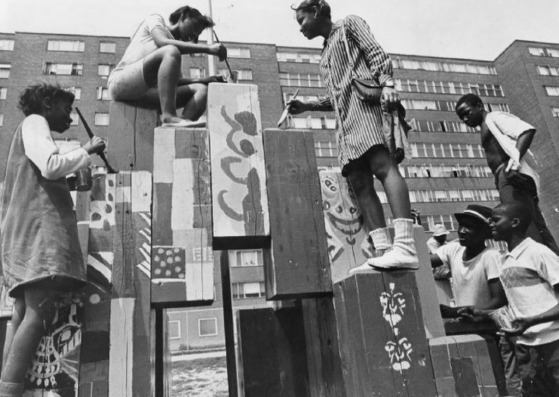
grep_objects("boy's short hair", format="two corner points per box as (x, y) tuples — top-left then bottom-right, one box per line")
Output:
(18, 83), (75, 116)
(291, 0), (332, 18)
(494, 202), (532, 233)
(455, 93), (484, 111)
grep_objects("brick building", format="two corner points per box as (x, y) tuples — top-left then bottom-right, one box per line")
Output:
(0, 31), (557, 351)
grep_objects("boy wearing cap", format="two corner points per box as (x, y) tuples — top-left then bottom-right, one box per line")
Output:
(427, 223), (450, 255)
(455, 93), (559, 255)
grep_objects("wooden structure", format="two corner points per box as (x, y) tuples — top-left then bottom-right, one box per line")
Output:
(0, 85), (505, 396)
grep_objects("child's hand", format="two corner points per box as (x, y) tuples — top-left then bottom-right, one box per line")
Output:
(381, 86), (399, 108)
(209, 43), (227, 61)
(83, 137), (106, 155)
(501, 318), (530, 336)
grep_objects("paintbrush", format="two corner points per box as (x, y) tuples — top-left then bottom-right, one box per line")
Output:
(212, 30), (236, 83)
(277, 89), (300, 128)
(75, 108), (118, 174)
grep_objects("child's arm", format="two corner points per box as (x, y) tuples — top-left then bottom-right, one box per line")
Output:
(288, 96), (333, 114)
(503, 300), (559, 336)
(22, 115), (90, 180)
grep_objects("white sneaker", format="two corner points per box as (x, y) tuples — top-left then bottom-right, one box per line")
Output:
(348, 261), (375, 275)
(367, 247), (419, 270)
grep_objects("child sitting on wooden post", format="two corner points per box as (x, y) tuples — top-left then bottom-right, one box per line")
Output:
(0, 83), (105, 396)
(288, 0), (418, 271)
(108, 5), (228, 128)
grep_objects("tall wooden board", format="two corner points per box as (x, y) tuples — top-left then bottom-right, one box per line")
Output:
(263, 129), (331, 299)
(107, 101), (159, 172)
(151, 127), (214, 304)
(208, 83), (270, 250)
(333, 271), (437, 397)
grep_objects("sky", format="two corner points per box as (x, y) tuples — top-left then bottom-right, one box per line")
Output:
(1, 0), (558, 60)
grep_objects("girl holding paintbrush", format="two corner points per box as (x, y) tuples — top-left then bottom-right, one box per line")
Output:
(108, 5), (228, 128)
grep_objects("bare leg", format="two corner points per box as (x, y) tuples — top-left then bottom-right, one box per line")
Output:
(346, 167), (386, 231)
(1, 298), (24, 371)
(141, 45), (182, 123)
(1, 287), (57, 384)
(178, 83), (208, 121)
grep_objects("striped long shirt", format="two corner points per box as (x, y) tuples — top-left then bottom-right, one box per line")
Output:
(309, 15), (395, 167)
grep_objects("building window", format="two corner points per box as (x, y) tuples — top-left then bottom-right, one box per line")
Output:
(233, 250), (263, 267)
(545, 86), (559, 96)
(198, 318), (218, 337)
(189, 67), (206, 79)
(94, 113), (109, 126)
(529, 47), (545, 56)
(169, 320), (181, 340)
(43, 62), (83, 76)
(0, 114), (3, 126)
(64, 87), (81, 100)
(0, 87), (6, 100)
(0, 64), (10, 79)
(315, 141), (337, 157)
(69, 112), (79, 126)
(279, 73), (322, 87)
(47, 40), (84, 52)
(552, 107), (559, 118)
(277, 52), (321, 63)
(232, 282), (265, 299)
(99, 42), (116, 53)
(98, 64), (115, 77)
(97, 87), (110, 101)
(228, 48), (251, 58)
(237, 69), (253, 81)
(0, 40), (14, 51)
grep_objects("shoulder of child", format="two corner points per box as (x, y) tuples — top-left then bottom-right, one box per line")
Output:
(22, 113), (49, 131)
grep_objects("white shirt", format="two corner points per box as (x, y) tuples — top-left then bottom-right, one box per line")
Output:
(22, 114), (90, 180)
(436, 241), (502, 308)
(500, 238), (559, 346)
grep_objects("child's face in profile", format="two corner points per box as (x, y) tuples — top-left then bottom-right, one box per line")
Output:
(456, 102), (484, 128)
(489, 208), (513, 242)
(45, 98), (74, 133)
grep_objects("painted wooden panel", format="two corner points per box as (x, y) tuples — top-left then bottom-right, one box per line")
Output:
(263, 129), (331, 299)
(333, 271), (437, 397)
(208, 83), (270, 249)
(107, 101), (158, 172)
(152, 127), (214, 304)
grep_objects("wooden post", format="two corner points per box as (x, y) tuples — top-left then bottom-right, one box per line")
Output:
(263, 129), (331, 299)
(236, 306), (309, 397)
(208, 83), (270, 250)
(220, 251), (238, 397)
(301, 298), (346, 397)
(107, 101), (159, 172)
(334, 271), (437, 397)
(151, 127), (214, 305)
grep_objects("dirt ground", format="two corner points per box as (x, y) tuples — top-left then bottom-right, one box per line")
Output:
(171, 355), (229, 397)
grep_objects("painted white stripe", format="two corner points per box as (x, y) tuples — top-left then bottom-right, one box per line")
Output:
(153, 129), (176, 183)
(131, 172), (152, 212)
(172, 159), (195, 230)
(88, 254), (112, 282)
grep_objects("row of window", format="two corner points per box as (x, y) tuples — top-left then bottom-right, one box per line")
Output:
(410, 119), (476, 134)
(279, 73), (323, 87)
(546, 86), (559, 96)
(529, 47), (559, 58)
(407, 189), (500, 203)
(411, 143), (485, 158)
(393, 58), (497, 75)
(290, 116), (336, 130)
(395, 79), (505, 97)
(168, 317), (217, 340)
(277, 51), (321, 64)
(537, 65), (559, 77)
(232, 282), (265, 299)
(402, 164), (493, 179)
(402, 99), (509, 113)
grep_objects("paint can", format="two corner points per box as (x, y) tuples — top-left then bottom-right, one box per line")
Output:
(76, 167), (92, 191)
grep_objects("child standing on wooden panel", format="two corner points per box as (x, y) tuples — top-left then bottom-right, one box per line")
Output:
(288, 0), (418, 271)
(0, 84), (105, 396)
(108, 5), (228, 128)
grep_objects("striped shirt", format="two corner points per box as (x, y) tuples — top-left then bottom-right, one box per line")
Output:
(500, 238), (559, 346)
(309, 15), (394, 167)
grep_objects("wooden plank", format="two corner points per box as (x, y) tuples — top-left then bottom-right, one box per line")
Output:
(107, 101), (158, 172)
(208, 83), (270, 249)
(153, 183), (173, 246)
(301, 298), (346, 397)
(220, 251), (238, 397)
(236, 306), (309, 397)
(153, 128), (175, 184)
(263, 129), (331, 299)
(334, 272), (437, 396)
(174, 128), (209, 159)
(319, 170), (371, 282)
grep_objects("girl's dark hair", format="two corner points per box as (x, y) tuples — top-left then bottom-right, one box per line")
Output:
(18, 83), (75, 116)
(169, 5), (214, 29)
(291, 0), (331, 18)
